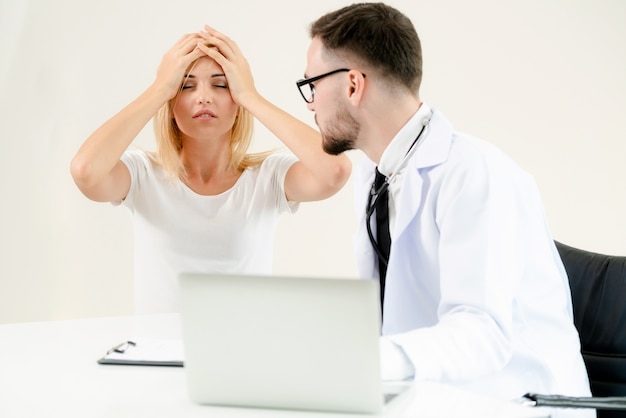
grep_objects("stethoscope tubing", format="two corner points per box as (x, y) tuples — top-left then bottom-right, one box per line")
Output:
(365, 113), (432, 266)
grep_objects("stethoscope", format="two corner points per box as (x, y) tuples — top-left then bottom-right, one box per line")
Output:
(366, 112), (432, 266)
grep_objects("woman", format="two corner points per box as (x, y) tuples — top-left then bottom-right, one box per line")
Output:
(70, 26), (351, 314)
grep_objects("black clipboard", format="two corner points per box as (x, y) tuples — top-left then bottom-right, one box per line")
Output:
(97, 339), (184, 367)
(521, 393), (626, 411)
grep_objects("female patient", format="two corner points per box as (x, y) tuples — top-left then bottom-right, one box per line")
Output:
(70, 26), (351, 314)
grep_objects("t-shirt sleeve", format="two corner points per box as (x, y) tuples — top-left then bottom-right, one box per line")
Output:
(115, 149), (149, 208)
(264, 152), (299, 214)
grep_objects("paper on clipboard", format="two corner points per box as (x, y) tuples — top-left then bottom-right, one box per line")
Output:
(97, 338), (184, 367)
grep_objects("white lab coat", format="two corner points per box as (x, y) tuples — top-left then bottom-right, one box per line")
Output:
(353, 109), (592, 408)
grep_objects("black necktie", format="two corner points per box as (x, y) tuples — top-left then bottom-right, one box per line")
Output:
(373, 168), (391, 310)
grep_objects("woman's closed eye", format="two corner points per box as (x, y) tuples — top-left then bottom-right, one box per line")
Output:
(180, 83), (227, 90)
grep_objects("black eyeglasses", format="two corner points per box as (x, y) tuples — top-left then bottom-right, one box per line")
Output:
(296, 68), (365, 103)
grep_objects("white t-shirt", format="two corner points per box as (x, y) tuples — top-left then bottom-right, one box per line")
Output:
(119, 149), (298, 314)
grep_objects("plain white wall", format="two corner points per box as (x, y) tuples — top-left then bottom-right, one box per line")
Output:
(1, 0), (624, 323)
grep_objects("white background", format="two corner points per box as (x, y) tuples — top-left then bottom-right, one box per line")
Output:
(1, 0), (624, 323)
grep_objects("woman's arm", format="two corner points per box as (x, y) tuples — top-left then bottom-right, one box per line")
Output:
(197, 26), (351, 203)
(70, 34), (205, 202)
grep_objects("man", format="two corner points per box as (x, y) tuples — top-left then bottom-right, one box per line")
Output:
(297, 2), (592, 415)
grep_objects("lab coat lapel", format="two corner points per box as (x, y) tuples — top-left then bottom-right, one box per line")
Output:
(393, 110), (453, 241)
(393, 169), (423, 242)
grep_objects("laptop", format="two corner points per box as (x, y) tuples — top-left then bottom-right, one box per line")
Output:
(178, 273), (410, 414)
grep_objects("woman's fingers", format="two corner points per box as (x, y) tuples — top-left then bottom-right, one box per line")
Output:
(154, 34), (204, 98)
(195, 26), (256, 106)
(198, 25), (242, 59)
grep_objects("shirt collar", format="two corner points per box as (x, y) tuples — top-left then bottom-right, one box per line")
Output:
(378, 103), (432, 178)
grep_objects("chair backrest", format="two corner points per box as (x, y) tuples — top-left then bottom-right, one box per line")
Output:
(556, 241), (626, 418)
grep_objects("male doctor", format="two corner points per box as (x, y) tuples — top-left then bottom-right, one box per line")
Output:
(297, 3), (592, 417)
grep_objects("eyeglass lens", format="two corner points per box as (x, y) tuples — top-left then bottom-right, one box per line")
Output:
(300, 84), (314, 103)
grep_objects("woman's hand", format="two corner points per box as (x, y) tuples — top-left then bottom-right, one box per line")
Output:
(196, 25), (258, 107)
(153, 33), (205, 100)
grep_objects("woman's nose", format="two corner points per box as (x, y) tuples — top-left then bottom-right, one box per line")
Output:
(196, 86), (212, 104)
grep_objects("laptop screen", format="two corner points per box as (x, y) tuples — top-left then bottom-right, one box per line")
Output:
(178, 273), (384, 413)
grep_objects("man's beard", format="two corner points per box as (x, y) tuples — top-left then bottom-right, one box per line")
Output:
(318, 106), (360, 156)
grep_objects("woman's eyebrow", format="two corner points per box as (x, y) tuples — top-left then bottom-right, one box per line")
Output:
(182, 73), (225, 79)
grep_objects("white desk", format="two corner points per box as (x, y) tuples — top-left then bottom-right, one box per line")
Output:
(0, 314), (549, 418)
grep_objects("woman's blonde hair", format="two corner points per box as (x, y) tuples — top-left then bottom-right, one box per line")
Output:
(151, 84), (271, 182)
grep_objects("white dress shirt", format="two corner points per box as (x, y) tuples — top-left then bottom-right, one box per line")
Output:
(377, 103), (432, 236)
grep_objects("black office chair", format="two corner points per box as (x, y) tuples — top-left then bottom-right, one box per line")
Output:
(555, 241), (626, 418)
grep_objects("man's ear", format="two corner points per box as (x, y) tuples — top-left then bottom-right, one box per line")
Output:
(347, 70), (366, 105)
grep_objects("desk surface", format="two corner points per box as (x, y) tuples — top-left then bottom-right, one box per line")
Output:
(0, 313), (548, 418)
